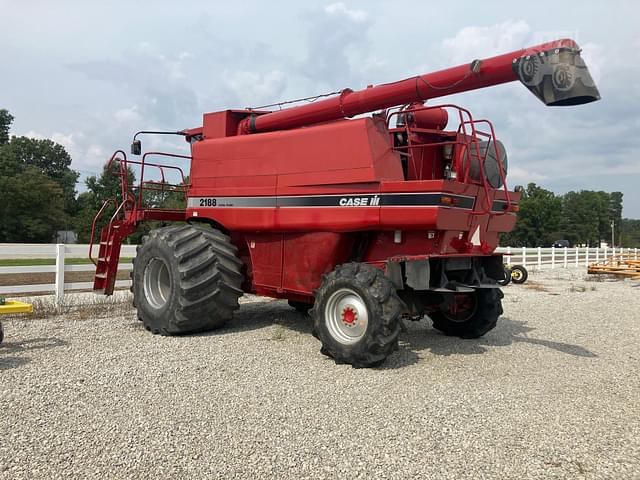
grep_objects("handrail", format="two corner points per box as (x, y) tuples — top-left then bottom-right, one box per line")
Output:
(468, 118), (512, 215)
(103, 149), (191, 215)
(138, 152), (191, 208)
(387, 103), (510, 215)
(88, 197), (118, 266)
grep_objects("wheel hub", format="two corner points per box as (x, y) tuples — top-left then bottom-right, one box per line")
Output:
(143, 257), (172, 309)
(325, 288), (369, 345)
(341, 305), (358, 326)
(442, 293), (477, 323)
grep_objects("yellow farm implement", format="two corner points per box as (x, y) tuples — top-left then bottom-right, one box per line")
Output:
(0, 298), (33, 344)
(587, 254), (640, 280)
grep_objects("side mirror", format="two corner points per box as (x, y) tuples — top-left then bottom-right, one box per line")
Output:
(131, 140), (142, 155)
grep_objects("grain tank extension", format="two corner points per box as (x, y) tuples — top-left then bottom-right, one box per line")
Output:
(91, 38), (599, 367)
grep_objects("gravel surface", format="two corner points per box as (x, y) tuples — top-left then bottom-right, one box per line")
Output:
(1, 269), (639, 479)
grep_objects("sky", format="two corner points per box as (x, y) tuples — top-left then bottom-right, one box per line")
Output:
(1, 0), (639, 217)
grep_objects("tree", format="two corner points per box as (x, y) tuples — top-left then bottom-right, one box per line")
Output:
(620, 219), (640, 247)
(610, 191), (623, 245)
(501, 183), (562, 247)
(74, 161), (136, 243)
(0, 167), (65, 242)
(0, 110), (80, 230)
(561, 190), (611, 246)
(0, 135), (79, 216)
(0, 109), (13, 145)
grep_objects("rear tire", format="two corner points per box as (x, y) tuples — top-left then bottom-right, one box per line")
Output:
(132, 224), (244, 335)
(430, 288), (503, 339)
(312, 263), (402, 368)
(511, 265), (528, 284)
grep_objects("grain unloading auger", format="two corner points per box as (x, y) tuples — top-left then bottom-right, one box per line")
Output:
(91, 38), (599, 367)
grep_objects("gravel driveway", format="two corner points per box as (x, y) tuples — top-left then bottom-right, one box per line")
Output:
(1, 269), (639, 479)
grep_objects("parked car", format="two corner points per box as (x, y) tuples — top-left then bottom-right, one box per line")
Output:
(552, 239), (570, 248)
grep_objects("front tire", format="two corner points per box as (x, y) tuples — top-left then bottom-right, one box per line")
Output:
(312, 263), (402, 368)
(132, 224), (244, 335)
(430, 288), (503, 339)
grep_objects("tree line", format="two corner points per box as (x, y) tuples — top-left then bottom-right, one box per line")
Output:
(1, 108), (639, 246)
(0, 109), (184, 244)
(500, 183), (638, 247)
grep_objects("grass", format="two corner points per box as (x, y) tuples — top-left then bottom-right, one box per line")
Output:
(0, 257), (134, 267)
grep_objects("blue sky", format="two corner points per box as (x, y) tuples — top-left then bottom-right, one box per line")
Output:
(2, 0), (638, 217)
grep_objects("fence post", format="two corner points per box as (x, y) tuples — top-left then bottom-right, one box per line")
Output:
(575, 246), (579, 267)
(55, 243), (65, 304)
(563, 247), (568, 268)
(604, 245), (608, 261)
(595, 247), (599, 263)
(522, 246), (527, 267)
(551, 247), (555, 269)
(537, 247), (542, 270)
(585, 247), (590, 266)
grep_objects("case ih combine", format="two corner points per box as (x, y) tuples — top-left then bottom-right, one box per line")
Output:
(91, 38), (599, 367)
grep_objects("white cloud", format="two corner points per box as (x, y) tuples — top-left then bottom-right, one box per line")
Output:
(508, 166), (548, 183)
(21, 130), (75, 151)
(114, 106), (143, 124)
(51, 133), (75, 151)
(222, 69), (286, 106)
(324, 3), (368, 23)
(441, 20), (531, 63)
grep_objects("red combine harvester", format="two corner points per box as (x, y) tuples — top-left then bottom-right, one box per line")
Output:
(91, 39), (599, 367)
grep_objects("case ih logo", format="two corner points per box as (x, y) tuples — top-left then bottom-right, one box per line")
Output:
(339, 195), (380, 206)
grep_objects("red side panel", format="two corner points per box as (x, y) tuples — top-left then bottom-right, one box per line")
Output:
(244, 234), (283, 290)
(282, 232), (355, 294)
(189, 117), (402, 197)
(239, 232), (355, 296)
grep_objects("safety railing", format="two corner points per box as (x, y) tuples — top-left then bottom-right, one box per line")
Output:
(88, 197), (118, 266)
(387, 104), (511, 215)
(105, 150), (190, 210)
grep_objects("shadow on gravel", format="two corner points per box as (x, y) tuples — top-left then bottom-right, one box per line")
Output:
(0, 337), (69, 371)
(189, 300), (314, 337)
(380, 317), (597, 369)
(144, 300), (597, 370)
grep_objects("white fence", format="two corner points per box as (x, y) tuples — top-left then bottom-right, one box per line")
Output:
(1, 243), (638, 302)
(496, 246), (639, 269)
(0, 243), (137, 301)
